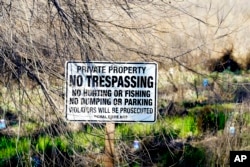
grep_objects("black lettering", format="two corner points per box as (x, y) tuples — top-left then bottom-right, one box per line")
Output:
(69, 98), (78, 104)
(86, 76), (92, 86)
(130, 76), (137, 87)
(117, 76), (124, 87)
(140, 76), (147, 88)
(76, 76), (83, 86)
(72, 89), (81, 96)
(124, 76), (130, 87)
(124, 99), (152, 105)
(77, 66), (82, 73)
(105, 75), (111, 87)
(99, 75), (105, 87)
(148, 76), (154, 88)
(98, 107), (110, 113)
(69, 75), (84, 86)
(112, 76), (118, 87)
(84, 75), (154, 88)
(92, 76), (99, 86)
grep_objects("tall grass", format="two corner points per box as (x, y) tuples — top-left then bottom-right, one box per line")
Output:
(115, 115), (199, 141)
(0, 106), (249, 166)
(0, 137), (31, 166)
(168, 116), (199, 138)
(0, 116), (198, 165)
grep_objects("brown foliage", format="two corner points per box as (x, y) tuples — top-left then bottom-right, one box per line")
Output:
(208, 48), (242, 72)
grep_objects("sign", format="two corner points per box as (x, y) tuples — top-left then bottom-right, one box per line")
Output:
(65, 61), (157, 123)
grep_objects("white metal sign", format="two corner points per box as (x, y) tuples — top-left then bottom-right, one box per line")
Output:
(65, 61), (157, 123)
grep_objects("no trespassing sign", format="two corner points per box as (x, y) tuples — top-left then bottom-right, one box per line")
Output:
(65, 61), (158, 123)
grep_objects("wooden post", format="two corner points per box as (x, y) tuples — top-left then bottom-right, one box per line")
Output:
(104, 123), (115, 167)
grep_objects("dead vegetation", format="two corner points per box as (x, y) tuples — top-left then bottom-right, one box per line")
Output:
(207, 47), (250, 73)
(0, 0), (250, 166)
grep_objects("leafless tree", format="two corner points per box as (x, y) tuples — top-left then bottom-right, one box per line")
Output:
(0, 0), (249, 166)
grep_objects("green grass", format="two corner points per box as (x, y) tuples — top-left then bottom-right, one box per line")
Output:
(116, 116), (198, 140)
(54, 136), (69, 152)
(182, 144), (206, 166)
(0, 137), (17, 160)
(72, 131), (104, 153)
(167, 116), (199, 138)
(0, 105), (248, 166)
(188, 104), (232, 133)
(36, 136), (53, 153)
(0, 137), (31, 166)
(0, 132), (104, 166)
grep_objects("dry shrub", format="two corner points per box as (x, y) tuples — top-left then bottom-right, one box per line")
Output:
(207, 47), (250, 73)
(207, 48), (242, 72)
(245, 52), (250, 70)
